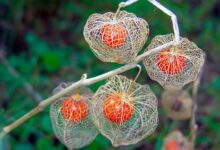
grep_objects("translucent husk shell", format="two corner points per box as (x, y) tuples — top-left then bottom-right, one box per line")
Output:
(161, 90), (192, 120)
(143, 34), (205, 90)
(162, 130), (190, 150)
(92, 75), (158, 146)
(50, 83), (98, 149)
(84, 10), (149, 64)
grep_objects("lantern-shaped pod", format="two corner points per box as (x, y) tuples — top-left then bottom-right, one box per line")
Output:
(50, 83), (98, 149)
(92, 75), (158, 146)
(161, 90), (192, 120)
(143, 34), (205, 90)
(83, 10), (149, 64)
(162, 131), (190, 150)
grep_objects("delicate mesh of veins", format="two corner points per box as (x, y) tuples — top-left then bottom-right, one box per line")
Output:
(92, 75), (158, 146)
(162, 131), (189, 150)
(83, 10), (149, 64)
(143, 34), (205, 89)
(50, 84), (98, 150)
(161, 90), (192, 120)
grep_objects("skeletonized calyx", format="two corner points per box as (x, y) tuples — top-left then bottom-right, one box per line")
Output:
(143, 34), (205, 90)
(92, 75), (158, 146)
(162, 130), (190, 150)
(84, 10), (149, 64)
(161, 90), (192, 120)
(50, 83), (98, 149)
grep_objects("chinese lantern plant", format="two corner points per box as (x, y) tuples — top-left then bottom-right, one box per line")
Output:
(83, 10), (149, 64)
(161, 90), (192, 120)
(103, 93), (135, 123)
(143, 34), (205, 90)
(0, 0), (206, 150)
(156, 47), (186, 75)
(162, 131), (190, 150)
(92, 75), (158, 146)
(101, 24), (127, 49)
(60, 94), (88, 123)
(50, 84), (98, 149)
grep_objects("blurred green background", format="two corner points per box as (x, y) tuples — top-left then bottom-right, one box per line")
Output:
(0, 0), (220, 149)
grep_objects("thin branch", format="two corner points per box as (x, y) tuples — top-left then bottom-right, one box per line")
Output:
(189, 67), (203, 150)
(119, 0), (181, 45)
(0, 41), (175, 137)
(148, 0), (180, 44)
(0, 0), (181, 139)
(119, 0), (139, 7)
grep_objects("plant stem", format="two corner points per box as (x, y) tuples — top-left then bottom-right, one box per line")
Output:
(116, 0), (180, 45)
(148, 0), (180, 45)
(0, 41), (175, 138)
(119, 0), (180, 45)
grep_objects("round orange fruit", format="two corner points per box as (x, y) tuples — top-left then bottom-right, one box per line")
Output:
(103, 93), (134, 123)
(101, 24), (127, 48)
(165, 140), (180, 150)
(157, 48), (186, 75)
(61, 94), (88, 123)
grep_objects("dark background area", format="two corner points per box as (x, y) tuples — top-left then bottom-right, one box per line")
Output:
(0, 0), (220, 150)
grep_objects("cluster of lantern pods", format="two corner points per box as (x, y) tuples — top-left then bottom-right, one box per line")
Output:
(50, 7), (205, 149)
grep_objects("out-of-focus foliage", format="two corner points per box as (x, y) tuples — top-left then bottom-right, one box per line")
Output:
(0, 0), (219, 150)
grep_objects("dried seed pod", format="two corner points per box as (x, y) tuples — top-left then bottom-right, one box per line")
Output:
(92, 75), (158, 146)
(161, 90), (192, 120)
(50, 84), (98, 149)
(143, 34), (205, 90)
(162, 130), (190, 150)
(83, 10), (149, 64)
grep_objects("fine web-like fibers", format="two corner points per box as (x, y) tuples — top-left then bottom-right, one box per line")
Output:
(83, 10), (149, 64)
(50, 84), (98, 150)
(92, 75), (158, 146)
(143, 34), (205, 90)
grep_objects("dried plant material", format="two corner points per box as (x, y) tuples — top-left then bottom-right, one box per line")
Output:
(50, 84), (98, 150)
(92, 75), (158, 146)
(143, 34), (205, 89)
(162, 130), (190, 150)
(83, 10), (149, 64)
(161, 90), (192, 120)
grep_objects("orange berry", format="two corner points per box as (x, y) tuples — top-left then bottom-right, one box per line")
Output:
(103, 94), (134, 123)
(101, 24), (127, 48)
(61, 94), (88, 123)
(157, 48), (186, 75)
(165, 140), (180, 150)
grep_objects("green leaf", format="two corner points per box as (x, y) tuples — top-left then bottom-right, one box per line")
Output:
(0, 135), (8, 150)
(83, 134), (110, 150)
(25, 33), (50, 56)
(155, 135), (163, 150)
(212, 76), (220, 90)
(15, 144), (33, 150)
(41, 115), (52, 133)
(37, 138), (55, 150)
(41, 51), (66, 72)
